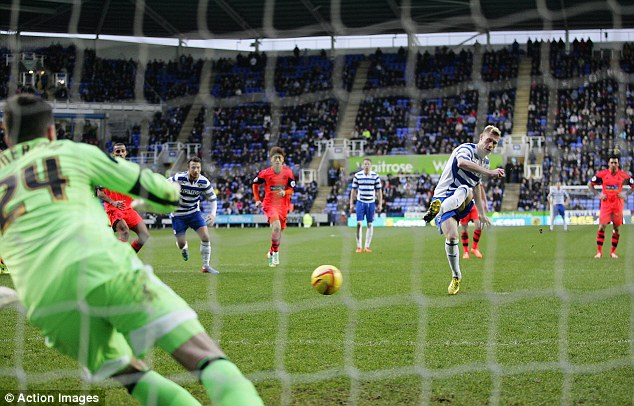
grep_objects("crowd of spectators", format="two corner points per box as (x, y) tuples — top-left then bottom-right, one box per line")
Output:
(417, 47), (473, 89)
(274, 53), (332, 96)
(211, 50), (359, 98)
(192, 98), (337, 215)
(549, 38), (610, 79)
(148, 106), (189, 146)
(34, 44), (75, 101)
(354, 96), (410, 154)
(553, 79), (618, 149)
(145, 55), (202, 103)
(527, 83), (548, 137)
(518, 78), (621, 210)
(80, 49), (136, 102)
(203, 99), (336, 171)
(528, 44), (631, 199)
(517, 178), (545, 211)
(518, 40), (620, 211)
(188, 106), (206, 145)
(0, 39), (626, 102)
(207, 103), (272, 166)
(364, 48), (407, 89)
(481, 42), (520, 82)
(340, 54), (363, 91)
(487, 89), (515, 136)
(5, 40), (634, 216)
(621, 42), (634, 73)
(526, 39), (543, 76)
(353, 91), (478, 156)
(626, 84), (634, 137)
(363, 47), (473, 90)
(211, 53), (265, 97)
(0, 46), (358, 103)
(486, 177), (505, 212)
(413, 91), (479, 154)
(276, 99), (338, 166)
(504, 158), (525, 184)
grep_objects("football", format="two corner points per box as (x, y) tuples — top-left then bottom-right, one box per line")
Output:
(311, 265), (342, 295)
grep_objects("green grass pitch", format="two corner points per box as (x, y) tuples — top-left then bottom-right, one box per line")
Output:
(1, 225), (633, 405)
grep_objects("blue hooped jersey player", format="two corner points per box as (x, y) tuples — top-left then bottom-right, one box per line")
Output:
(168, 156), (219, 274)
(423, 125), (505, 296)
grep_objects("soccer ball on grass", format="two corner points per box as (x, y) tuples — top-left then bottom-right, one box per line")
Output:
(311, 265), (342, 295)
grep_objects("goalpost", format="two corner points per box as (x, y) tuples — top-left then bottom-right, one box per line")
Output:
(3, 2), (634, 406)
(551, 185), (634, 227)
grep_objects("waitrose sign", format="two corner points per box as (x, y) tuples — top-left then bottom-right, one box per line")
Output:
(349, 154), (503, 176)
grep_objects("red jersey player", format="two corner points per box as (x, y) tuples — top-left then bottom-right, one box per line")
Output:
(96, 143), (150, 252)
(252, 147), (295, 267)
(588, 155), (634, 258)
(460, 184), (487, 259)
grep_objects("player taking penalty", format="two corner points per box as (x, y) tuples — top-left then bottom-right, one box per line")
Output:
(252, 147), (295, 267)
(588, 154), (634, 258)
(423, 125), (504, 295)
(0, 94), (262, 406)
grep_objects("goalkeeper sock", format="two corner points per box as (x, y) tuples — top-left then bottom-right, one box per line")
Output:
(199, 359), (263, 406)
(131, 370), (200, 406)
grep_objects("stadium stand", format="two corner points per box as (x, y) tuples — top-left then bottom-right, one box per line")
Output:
(5, 38), (634, 214)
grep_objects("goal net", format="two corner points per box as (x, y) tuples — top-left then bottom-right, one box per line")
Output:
(549, 185), (634, 227)
(1, 1), (634, 405)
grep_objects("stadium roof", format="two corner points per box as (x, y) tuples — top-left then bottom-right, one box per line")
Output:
(0, 0), (631, 40)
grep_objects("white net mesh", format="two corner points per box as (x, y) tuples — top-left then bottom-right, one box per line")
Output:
(1, 1), (634, 405)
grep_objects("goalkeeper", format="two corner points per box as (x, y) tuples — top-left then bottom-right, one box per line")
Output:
(0, 95), (262, 406)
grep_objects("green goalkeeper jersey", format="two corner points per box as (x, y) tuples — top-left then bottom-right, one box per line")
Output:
(0, 138), (179, 316)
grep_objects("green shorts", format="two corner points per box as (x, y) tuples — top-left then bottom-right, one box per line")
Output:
(30, 264), (205, 381)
